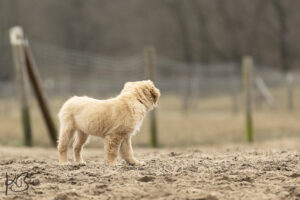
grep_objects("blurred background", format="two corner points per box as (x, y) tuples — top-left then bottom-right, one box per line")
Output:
(0, 0), (300, 147)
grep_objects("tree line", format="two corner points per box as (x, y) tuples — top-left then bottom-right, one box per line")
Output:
(0, 0), (299, 76)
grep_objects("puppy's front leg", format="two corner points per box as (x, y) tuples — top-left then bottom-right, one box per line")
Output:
(120, 136), (144, 166)
(105, 134), (122, 166)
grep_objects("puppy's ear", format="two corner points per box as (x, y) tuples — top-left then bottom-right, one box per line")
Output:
(150, 87), (160, 105)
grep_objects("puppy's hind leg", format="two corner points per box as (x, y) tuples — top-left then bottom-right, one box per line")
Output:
(120, 136), (144, 166)
(73, 130), (89, 164)
(57, 120), (75, 164)
(105, 134), (123, 166)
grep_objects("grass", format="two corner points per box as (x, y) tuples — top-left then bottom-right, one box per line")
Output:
(0, 88), (300, 147)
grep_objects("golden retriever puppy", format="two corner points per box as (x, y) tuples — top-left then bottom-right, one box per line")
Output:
(57, 80), (160, 166)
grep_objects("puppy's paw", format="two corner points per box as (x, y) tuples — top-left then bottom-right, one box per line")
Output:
(136, 160), (146, 166)
(76, 160), (86, 166)
(59, 161), (70, 165)
(107, 160), (117, 167)
(129, 160), (145, 166)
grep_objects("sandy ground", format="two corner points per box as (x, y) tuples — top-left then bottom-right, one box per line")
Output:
(0, 139), (300, 200)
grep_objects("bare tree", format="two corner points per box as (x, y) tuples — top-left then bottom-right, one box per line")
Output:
(166, 0), (197, 111)
(1, 0), (300, 75)
(166, 0), (194, 63)
(248, 1), (269, 64)
(271, 0), (290, 73)
(190, 0), (213, 64)
(215, 0), (242, 62)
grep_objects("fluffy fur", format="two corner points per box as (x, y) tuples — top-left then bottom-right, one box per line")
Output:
(57, 80), (160, 166)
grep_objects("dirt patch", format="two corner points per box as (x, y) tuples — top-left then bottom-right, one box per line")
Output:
(0, 139), (299, 200)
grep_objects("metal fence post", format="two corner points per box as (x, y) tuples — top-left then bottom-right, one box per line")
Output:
(242, 56), (254, 143)
(144, 46), (158, 147)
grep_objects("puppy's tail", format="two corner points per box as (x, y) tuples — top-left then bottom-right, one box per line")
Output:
(57, 97), (77, 146)
(58, 97), (76, 123)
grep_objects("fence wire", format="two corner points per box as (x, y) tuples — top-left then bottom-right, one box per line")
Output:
(2, 32), (300, 110)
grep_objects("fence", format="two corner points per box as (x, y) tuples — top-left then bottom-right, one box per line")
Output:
(1, 30), (300, 147)
(1, 31), (241, 101)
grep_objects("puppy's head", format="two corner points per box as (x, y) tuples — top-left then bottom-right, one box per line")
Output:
(122, 80), (160, 109)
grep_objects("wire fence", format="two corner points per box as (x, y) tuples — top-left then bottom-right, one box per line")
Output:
(1, 31), (300, 99)
(1, 31), (300, 146)
(1, 34), (242, 100)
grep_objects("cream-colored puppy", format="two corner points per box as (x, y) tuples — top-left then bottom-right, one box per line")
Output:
(57, 80), (160, 166)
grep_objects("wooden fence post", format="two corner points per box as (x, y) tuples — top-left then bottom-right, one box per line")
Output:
(182, 66), (194, 113)
(242, 56), (254, 143)
(144, 46), (158, 147)
(286, 72), (294, 112)
(9, 26), (33, 146)
(231, 67), (238, 114)
(24, 41), (57, 146)
(231, 88), (238, 114)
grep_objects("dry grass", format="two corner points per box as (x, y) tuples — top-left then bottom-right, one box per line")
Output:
(0, 88), (300, 147)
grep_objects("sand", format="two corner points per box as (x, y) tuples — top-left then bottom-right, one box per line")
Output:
(0, 139), (299, 200)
